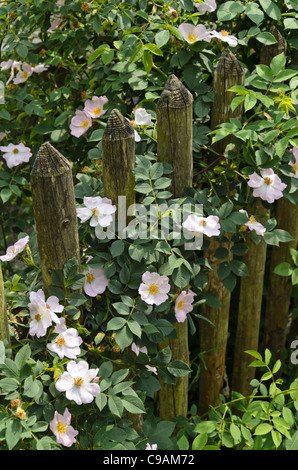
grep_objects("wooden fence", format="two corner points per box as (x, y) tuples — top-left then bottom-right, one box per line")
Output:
(0, 42), (297, 422)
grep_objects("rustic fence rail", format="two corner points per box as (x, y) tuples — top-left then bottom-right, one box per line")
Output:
(0, 47), (297, 422)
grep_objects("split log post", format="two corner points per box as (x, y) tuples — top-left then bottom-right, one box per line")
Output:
(210, 48), (245, 159)
(232, 27), (288, 393)
(231, 29), (286, 393)
(156, 74), (193, 420)
(102, 108), (136, 225)
(31, 142), (80, 296)
(198, 50), (245, 415)
(263, 200), (298, 362)
(260, 29), (298, 365)
(102, 110), (143, 433)
(231, 199), (269, 395)
(0, 262), (10, 347)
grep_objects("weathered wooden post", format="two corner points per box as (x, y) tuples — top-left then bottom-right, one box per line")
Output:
(0, 262), (10, 347)
(156, 74), (193, 420)
(31, 142), (80, 295)
(210, 48), (245, 159)
(102, 108), (135, 215)
(260, 29), (298, 366)
(102, 109), (143, 432)
(232, 27), (288, 394)
(199, 50), (245, 415)
(231, 31), (286, 394)
(231, 199), (269, 395)
(263, 200), (298, 361)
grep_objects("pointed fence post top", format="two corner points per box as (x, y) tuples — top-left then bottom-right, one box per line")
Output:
(215, 48), (245, 78)
(103, 108), (135, 140)
(157, 74), (193, 109)
(31, 141), (71, 177)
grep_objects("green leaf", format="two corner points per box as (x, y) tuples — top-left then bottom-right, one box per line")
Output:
(177, 434), (189, 450)
(108, 395), (123, 417)
(254, 423), (272, 435)
(115, 325), (133, 350)
(63, 257), (79, 280)
(155, 29), (170, 49)
(67, 292), (86, 307)
(230, 423), (242, 444)
(87, 45), (110, 65)
(255, 64), (273, 81)
(142, 50), (153, 74)
(245, 350), (263, 361)
(270, 52), (286, 76)
(102, 48), (114, 65)
(144, 43), (163, 56)
(127, 320), (142, 338)
(0, 187), (12, 203)
(292, 267), (298, 285)
(194, 420), (218, 434)
(23, 377), (42, 398)
(122, 394), (146, 414)
(192, 433), (208, 450)
(256, 32), (277, 45)
(246, 3), (264, 24)
(106, 317), (127, 331)
(110, 240), (125, 257)
(273, 262), (293, 277)
(284, 17), (298, 29)
(15, 344), (31, 371)
(5, 419), (22, 450)
(16, 43), (28, 59)
(217, 1), (244, 21)
(168, 360), (191, 377)
(230, 259), (248, 277)
(259, 0), (281, 19)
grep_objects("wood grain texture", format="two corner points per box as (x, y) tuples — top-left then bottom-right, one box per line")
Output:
(102, 108), (135, 214)
(232, 199), (269, 395)
(157, 74), (193, 198)
(210, 48), (245, 158)
(157, 75), (193, 420)
(199, 238), (232, 414)
(31, 142), (80, 294)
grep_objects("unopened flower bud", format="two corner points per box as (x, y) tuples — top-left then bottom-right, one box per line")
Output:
(11, 398), (20, 408)
(16, 408), (26, 419)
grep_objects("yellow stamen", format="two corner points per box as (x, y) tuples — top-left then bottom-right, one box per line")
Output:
(249, 216), (256, 224)
(35, 313), (41, 321)
(221, 30), (230, 36)
(93, 107), (102, 116)
(57, 422), (67, 434)
(21, 71), (28, 79)
(86, 273), (95, 284)
(148, 283), (159, 295)
(200, 220), (207, 226)
(80, 119), (90, 128)
(56, 337), (66, 346)
(74, 377), (84, 386)
(187, 33), (197, 43)
(91, 207), (99, 216)
(264, 177), (272, 185)
(177, 300), (185, 310)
